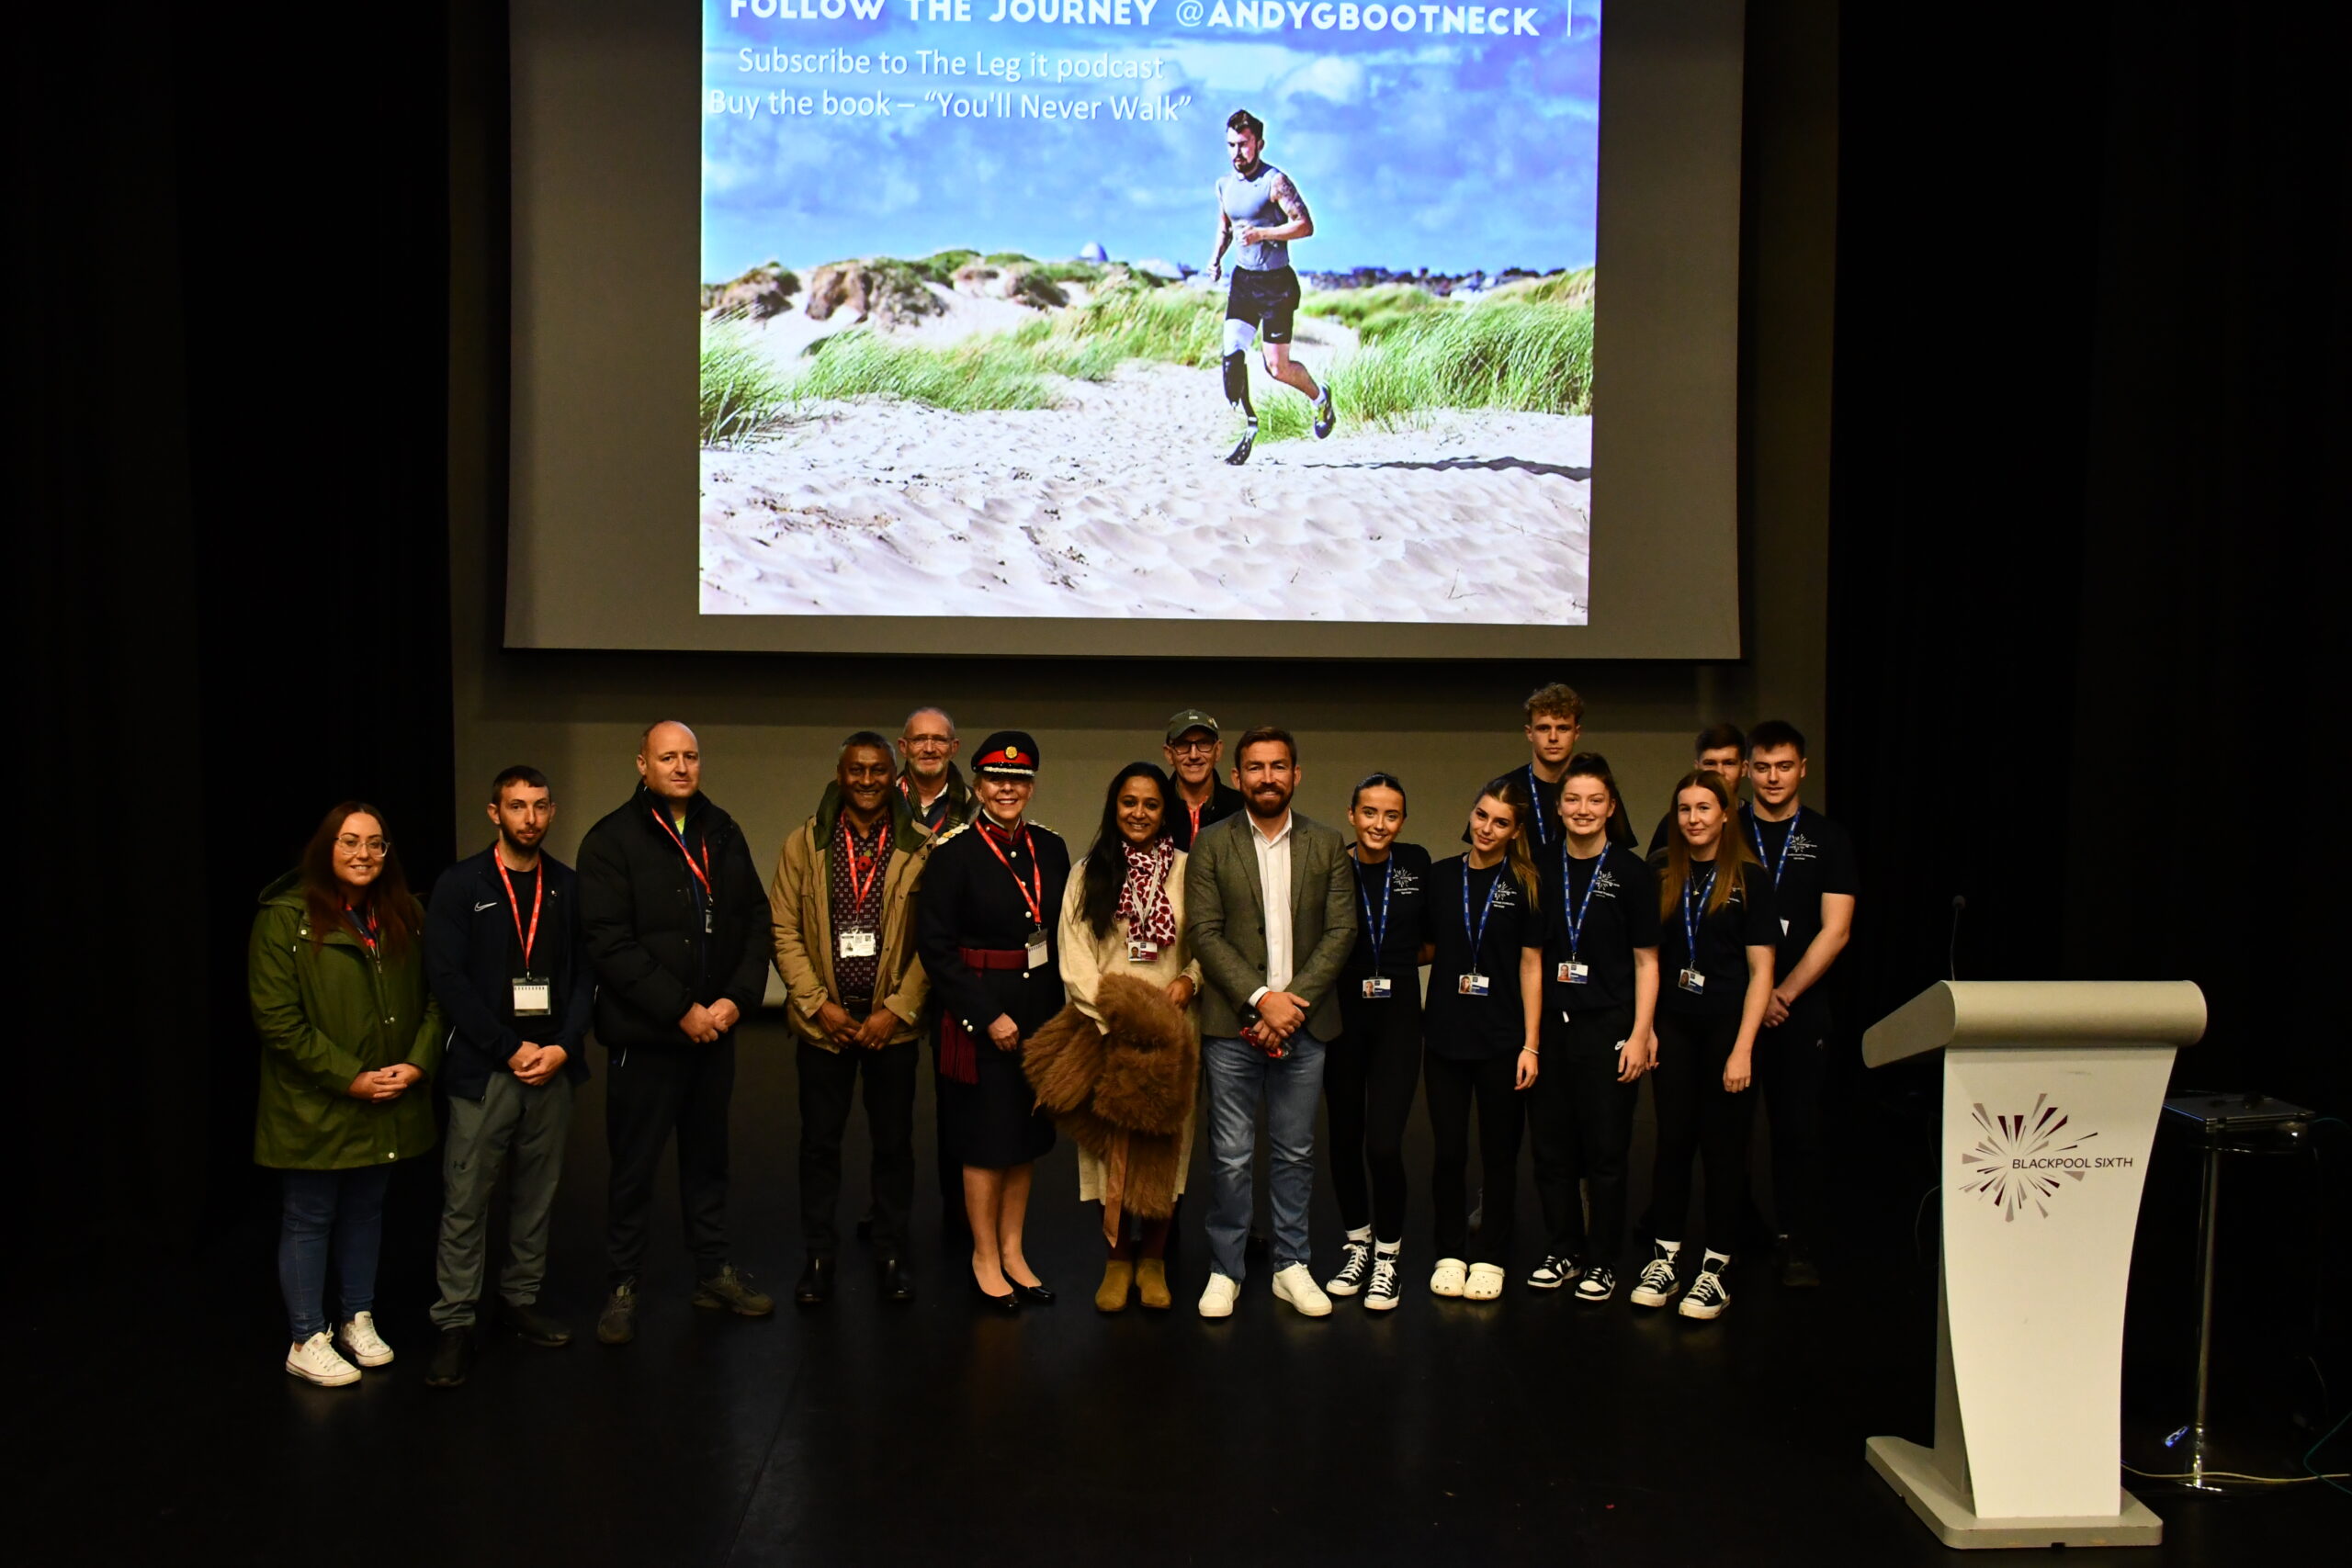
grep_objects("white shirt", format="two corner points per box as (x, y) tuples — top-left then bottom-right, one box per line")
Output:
(1245, 809), (1295, 1005)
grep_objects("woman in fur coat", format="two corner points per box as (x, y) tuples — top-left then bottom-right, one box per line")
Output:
(1023, 763), (1203, 1313)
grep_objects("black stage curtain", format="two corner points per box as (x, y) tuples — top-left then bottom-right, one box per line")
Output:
(1830, 0), (2348, 1413)
(9, 4), (456, 1275)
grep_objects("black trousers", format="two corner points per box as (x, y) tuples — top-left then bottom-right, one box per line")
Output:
(1326, 986), (1423, 1242)
(605, 1037), (735, 1283)
(1527, 1005), (1639, 1263)
(1426, 1050), (1524, 1266)
(1646, 1010), (1756, 1256)
(1756, 993), (1829, 1247)
(797, 1037), (918, 1257)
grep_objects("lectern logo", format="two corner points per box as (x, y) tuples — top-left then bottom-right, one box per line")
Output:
(1958, 1097), (2102, 1222)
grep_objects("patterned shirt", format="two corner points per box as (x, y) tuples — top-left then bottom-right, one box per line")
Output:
(828, 814), (891, 1003)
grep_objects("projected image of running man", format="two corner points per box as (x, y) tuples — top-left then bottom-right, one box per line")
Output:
(1211, 110), (1335, 467)
(697, 6), (1600, 627)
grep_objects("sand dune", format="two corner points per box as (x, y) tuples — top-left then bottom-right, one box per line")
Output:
(700, 279), (1591, 625)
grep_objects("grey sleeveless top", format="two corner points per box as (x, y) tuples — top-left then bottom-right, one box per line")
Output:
(1218, 161), (1290, 273)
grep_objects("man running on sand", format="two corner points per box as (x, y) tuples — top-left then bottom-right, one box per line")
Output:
(1211, 109), (1336, 467)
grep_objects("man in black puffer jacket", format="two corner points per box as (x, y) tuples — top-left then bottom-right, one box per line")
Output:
(577, 720), (775, 1344)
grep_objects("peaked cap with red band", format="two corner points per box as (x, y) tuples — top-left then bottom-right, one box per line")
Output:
(972, 730), (1041, 778)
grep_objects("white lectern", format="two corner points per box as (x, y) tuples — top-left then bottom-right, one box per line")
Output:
(1861, 980), (2207, 1549)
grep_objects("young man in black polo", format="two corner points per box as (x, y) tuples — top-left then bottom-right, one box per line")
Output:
(421, 765), (595, 1387)
(1742, 719), (1857, 1286)
(1649, 723), (1749, 854)
(1163, 708), (1247, 852)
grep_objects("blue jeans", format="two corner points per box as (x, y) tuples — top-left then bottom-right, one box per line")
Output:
(1203, 1032), (1328, 1282)
(278, 1164), (395, 1341)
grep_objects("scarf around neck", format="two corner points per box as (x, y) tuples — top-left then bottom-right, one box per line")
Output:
(1116, 837), (1179, 950)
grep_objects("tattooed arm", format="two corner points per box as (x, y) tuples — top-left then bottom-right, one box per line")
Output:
(1239, 172), (1316, 246)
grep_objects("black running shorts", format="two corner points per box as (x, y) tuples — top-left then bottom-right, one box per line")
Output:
(1225, 265), (1302, 344)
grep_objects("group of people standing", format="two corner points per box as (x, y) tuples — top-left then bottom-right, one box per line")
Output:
(248, 689), (1856, 1389)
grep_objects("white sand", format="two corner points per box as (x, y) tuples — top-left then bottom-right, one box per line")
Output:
(700, 286), (1590, 625)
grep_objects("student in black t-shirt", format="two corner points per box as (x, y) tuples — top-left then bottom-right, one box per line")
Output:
(1647, 723), (1749, 855)
(1465, 682), (1635, 852)
(1525, 754), (1660, 1303)
(1321, 773), (1435, 1313)
(1742, 719), (1858, 1286)
(1632, 770), (1775, 1324)
(1423, 775), (1546, 1303)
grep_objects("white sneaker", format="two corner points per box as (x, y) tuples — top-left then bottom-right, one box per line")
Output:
(1430, 1257), (1467, 1297)
(1198, 1272), (1240, 1319)
(286, 1331), (361, 1387)
(1364, 1251), (1403, 1312)
(1271, 1263), (1332, 1317)
(1464, 1262), (1506, 1301)
(336, 1312), (394, 1368)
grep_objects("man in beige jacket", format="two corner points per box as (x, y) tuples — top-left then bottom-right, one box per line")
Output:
(771, 732), (932, 1306)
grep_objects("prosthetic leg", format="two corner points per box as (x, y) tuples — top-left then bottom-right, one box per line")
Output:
(1220, 321), (1258, 466)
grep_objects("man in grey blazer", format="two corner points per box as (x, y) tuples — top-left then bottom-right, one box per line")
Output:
(1185, 727), (1359, 1318)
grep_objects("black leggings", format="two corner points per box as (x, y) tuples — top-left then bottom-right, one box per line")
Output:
(1426, 1050), (1525, 1266)
(1647, 1010), (1757, 1257)
(1326, 987), (1423, 1242)
(1527, 1006), (1639, 1263)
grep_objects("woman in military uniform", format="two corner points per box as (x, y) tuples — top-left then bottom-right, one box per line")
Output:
(915, 731), (1070, 1312)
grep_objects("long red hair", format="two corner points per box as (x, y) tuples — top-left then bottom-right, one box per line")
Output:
(300, 801), (422, 957)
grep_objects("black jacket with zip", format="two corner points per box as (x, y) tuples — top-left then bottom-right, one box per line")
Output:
(577, 784), (771, 1051)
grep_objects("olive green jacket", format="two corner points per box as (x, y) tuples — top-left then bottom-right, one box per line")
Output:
(247, 873), (446, 1170)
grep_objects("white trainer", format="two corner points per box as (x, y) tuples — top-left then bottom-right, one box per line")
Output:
(1198, 1272), (1240, 1319)
(1271, 1264), (1333, 1317)
(1678, 1266), (1732, 1321)
(336, 1312), (394, 1368)
(1430, 1257), (1468, 1297)
(286, 1331), (360, 1387)
(1464, 1262), (1506, 1301)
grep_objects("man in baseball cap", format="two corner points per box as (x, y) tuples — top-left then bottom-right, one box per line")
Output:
(1162, 709), (1245, 852)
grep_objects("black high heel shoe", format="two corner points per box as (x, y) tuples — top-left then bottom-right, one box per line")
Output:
(970, 1275), (1020, 1314)
(1009, 1278), (1056, 1305)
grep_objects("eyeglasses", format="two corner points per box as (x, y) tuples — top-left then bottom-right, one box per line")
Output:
(334, 836), (390, 857)
(1169, 740), (1217, 756)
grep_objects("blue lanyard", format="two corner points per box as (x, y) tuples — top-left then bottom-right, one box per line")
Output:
(1681, 864), (1717, 968)
(1560, 848), (1607, 959)
(1354, 854), (1393, 974)
(1524, 764), (1552, 848)
(1747, 806), (1802, 890)
(1463, 860), (1503, 970)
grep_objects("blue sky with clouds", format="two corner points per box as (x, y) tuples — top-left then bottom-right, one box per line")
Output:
(703, 0), (1600, 278)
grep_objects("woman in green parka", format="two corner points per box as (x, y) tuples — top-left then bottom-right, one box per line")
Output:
(249, 801), (445, 1387)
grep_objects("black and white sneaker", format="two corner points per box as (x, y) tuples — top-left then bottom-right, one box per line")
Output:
(1629, 1246), (1682, 1308)
(1327, 1239), (1373, 1298)
(1364, 1252), (1402, 1313)
(1678, 1265), (1731, 1321)
(1526, 1254), (1582, 1292)
(1575, 1263), (1617, 1303)
(1313, 387), (1337, 439)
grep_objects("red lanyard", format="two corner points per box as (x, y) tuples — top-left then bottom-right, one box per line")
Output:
(977, 820), (1044, 926)
(492, 852), (544, 970)
(843, 818), (890, 911)
(344, 901), (379, 954)
(651, 807), (713, 899)
(1189, 801), (1204, 840)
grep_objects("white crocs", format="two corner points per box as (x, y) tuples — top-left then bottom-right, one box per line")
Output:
(1430, 1258), (1467, 1297)
(1464, 1262), (1506, 1301)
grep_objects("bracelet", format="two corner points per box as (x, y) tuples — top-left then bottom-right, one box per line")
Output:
(1520, 1045), (1539, 1055)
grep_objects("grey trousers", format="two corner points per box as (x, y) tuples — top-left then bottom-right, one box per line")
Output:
(430, 1071), (575, 1329)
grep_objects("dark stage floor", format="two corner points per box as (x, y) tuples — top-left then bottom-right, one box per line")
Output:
(27, 1015), (2342, 1565)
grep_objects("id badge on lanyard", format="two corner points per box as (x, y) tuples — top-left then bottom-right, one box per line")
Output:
(1126, 939), (1160, 964)
(838, 930), (877, 959)
(1025, 926), (1050, 971)
(512, 976), (553, 1016)
(1361, 976), (1393, 999)
(1679, 865), (1716, 996)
